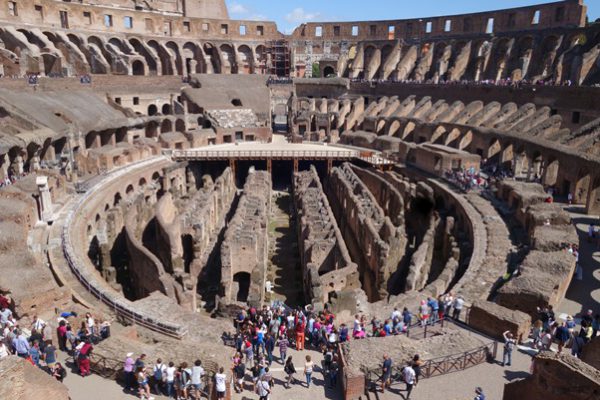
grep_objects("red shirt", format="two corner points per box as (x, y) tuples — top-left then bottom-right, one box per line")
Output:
(57, 325), (67, 338)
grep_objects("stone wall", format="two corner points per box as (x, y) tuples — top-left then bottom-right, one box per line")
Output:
(0, 356), (69, 400)
(580, 335), (600, 370)
(468, 300), (532, 343)
(220, 168), (271, 307)
(293, 166), (360, 307)
(326, 163), (404, 301)
(503, 351), (600, 400)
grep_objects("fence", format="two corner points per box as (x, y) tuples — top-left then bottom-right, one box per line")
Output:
(363, 341), (497, 392)
(61, 156), (188, 339)
(172, 149), (361, 160)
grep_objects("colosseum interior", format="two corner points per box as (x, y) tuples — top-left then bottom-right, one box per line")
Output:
(1, 0), (600, 399)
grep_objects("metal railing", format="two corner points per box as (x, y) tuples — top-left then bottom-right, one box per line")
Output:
(363, 340), (497, 391)
(61, 156), (188, 339)
(172, 149), (361, 160)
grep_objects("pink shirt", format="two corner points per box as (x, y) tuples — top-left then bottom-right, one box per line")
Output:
(124, 357), (134, 372)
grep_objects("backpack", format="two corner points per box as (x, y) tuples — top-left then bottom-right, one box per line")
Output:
(59, 368), (67, 380)
(154, 364), (163, 380)
(324, 352), (333, 363)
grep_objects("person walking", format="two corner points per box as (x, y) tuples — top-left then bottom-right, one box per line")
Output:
(555, 322), (570, 353)
(474, 386), (486, 400)
(256, 375), (271, 400)
(190, 359), (205, 399)
(329, 355), (339, 388)
(137, 366), (154, 400)
(381, 354), (393, 393)
(165, 361), (176, 398)
(571, 331), (585, 358)
(214, 367), (227, 399)
(304, 355), (314, 388)
(412, 354), (423, 386)
(402, 361), (416, 399)
(233, 359), (246, 393)
(278, 335), (289, 364)
(452, 295), (464, 320)
(502, 330), (516, 367)
(284, 356), (296, 388)
(124, 352), (136, 391)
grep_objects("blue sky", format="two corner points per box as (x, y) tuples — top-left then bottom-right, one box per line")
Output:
(225, 0), (600, 33)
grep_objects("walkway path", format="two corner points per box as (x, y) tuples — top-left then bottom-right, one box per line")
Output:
(267, 191), (304, 307)
(556, 205), (600, 322)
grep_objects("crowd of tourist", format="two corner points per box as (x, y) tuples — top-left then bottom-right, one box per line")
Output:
(0, 171), (29, 189)
(0, 300), (111, 384)
(349, 76), (576, 88)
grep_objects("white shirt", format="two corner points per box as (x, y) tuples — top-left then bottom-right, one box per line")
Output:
(87, 317), (95, 328)
(0, 343), (8, 359)
(32, 318), (45, 332)
(165, 366), (176, 382)
(191, 366), (205, 385)
(391, 310), (401, 320)
(454, 298), (464, 310)
(215, 373), (226, 392)
(402, 366), (416, 385)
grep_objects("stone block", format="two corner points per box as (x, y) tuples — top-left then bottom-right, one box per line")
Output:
(468, 300), (531, 343)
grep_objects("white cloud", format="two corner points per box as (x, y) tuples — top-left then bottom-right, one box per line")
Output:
(285, 7), (321, 23)
(230, 3), (249, 14)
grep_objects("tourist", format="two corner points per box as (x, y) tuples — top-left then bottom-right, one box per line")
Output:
(152, 358), (166, 395)
(78, 339), (93, 376)
(136, 365), (154, 400)
(85, 312), (96, 338)
(265, 333), (275, 365)
(214, 366), (227, 399)
(165, 361), (177, 398)
(419, 300), (429, 327)
(589, 223), (595, 242)
(190, 359), (205, 399)
(135, 353), (147, 370)
(540, 329), (553, 350)
(554, 322), (570, 353)
(402, 360), (416, 399)
(233, 359), (246, 393)
(592, 314), (600, 338)
(52, 362), (67, 382)
(256, 373), (271, 400)
(381, 354), (393, 393)
(403, 307), (413, 326)
(296, 319), (306, 351)
(329, 354), (339, 388)
(452, 295), (465, 320)
(278, 334), (288, 364)
(31, 315), (45, 332)
(44, 342), (57, 369)
(304, 354), (314, 388)
(57, 320), (68, 352)
(0, 340), (9, 359)
(178, 361), (191, 400)
(531, 320), (544, 349)
(124, 352), (136, 391)
(443, 292), (454, 319)
(29, 340), (41, 366)
(474, 386), (486, 400)
(427, 296), (439, 325)
(339, 323), (349, 342)
(412, 354), (423, 386)
(571, 331), (585, 358)
(12, 329), (30, 358)
(502, 330), (516, 366)
(284, 355), (296, 388)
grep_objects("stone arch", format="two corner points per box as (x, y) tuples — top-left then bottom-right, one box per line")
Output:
(139, 177), (147, 189)
(175, 119), (186, 133)
(113, 192), (122, 207)
(444, 128), (462, 147)
(255, 45), (267, 74)
(388, 120), (401, 136)
(542, 155), (560, 187)
(131, 59), (145, 75)
(161, 104), (172, 115)
(487, 138), (502, 162)
(42, 54), (62, 76)
(458, 130), (473, 150)
(148, 104), (158, 116)
(219, 43), (237, 74)
(147, 40), (171, 75)
(323, 65), (335, 77)
(237, 44), (253, 74)
(146, 120), (158, 138)
(574, 168), (591, 204)
(108, 37), (129, 54)
(129, 38), (157, 75)
(430, 125), (447, 144)
(161, 119), (172, 133)
(182, 42), (205, 74)
(165, 41), (183, 75)
(488, 37), (512, 80)
(203, 43), (220, 73)
(126, 184), (135, 197)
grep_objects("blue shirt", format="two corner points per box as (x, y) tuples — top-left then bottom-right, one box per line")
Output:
(428, 299), (439, 311)
(13, 335), (30, 354)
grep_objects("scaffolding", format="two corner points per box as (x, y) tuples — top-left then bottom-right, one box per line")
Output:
(265, 40), (291, 77)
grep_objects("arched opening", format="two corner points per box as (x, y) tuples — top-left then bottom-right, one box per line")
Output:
(574, 169), (591, 204)
(219, 44), (237, 74)
(181, 234), (194, 274)
(148, 104), (158, 116)
(113, 192), (122, 207)
(88, 236), (102, 272)
(542, 156), (560, 187)
(233, 272), (251, 302)
(231, 99), (242, 107)
(175, 119), (186, 133)
(132, 60), (145, 75)
(161, 104), (172, 115)
(145, 121), (159, 138)
(237, 45), (253, 74)
(323, 65), (335, 77)
(161, 119), (172, 133)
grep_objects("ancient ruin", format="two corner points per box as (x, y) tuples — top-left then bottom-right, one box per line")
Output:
(0, 0), (599, 399)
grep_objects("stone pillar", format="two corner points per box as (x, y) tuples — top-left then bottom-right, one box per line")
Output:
(36, 176), (53, 223)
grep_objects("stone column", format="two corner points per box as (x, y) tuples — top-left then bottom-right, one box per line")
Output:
(36, 176), (53, 223)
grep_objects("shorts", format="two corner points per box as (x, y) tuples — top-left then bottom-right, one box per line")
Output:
(217, 390), (225, 398)
(237, 378), (244, 385)
(192, 383), (202, 391)
(383, 372), (391, 382)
